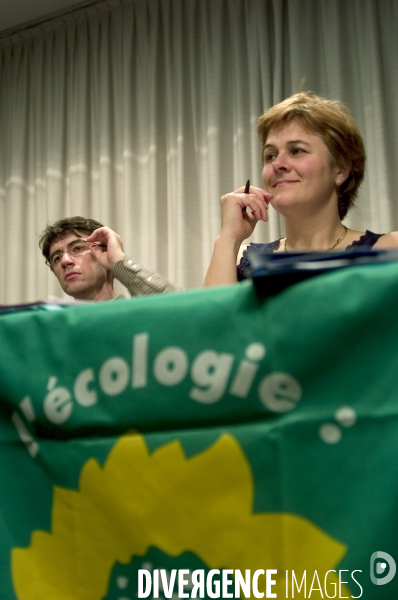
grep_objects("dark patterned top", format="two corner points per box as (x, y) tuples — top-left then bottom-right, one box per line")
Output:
(237, 230), (384, 281)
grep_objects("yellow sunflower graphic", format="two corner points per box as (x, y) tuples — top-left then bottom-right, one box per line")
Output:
(12, 433), (348, 599)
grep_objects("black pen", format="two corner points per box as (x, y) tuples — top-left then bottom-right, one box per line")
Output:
(244, 179), (250, 193)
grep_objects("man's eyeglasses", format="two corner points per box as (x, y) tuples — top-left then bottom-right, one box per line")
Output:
(47, 239), (107, 269)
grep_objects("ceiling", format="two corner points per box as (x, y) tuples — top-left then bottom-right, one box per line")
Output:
(0, 0), (102, 36)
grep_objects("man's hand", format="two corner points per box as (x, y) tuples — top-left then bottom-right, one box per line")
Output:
(86, 226), (125, 270)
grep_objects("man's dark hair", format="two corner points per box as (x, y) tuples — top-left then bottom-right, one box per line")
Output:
(39, 216), (104, 262)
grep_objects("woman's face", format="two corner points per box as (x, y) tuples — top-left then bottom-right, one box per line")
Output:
(262, 121), (345, 215)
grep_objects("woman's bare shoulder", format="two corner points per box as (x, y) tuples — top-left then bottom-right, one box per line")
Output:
(373, 231), (398, 248)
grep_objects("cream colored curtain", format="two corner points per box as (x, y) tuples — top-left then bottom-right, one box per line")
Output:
(1, 0), (398, 304)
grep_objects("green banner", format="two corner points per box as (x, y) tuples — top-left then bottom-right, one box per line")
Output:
(1, 261), (398, 599)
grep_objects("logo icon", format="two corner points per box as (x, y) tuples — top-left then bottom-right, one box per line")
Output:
(370, 551), (396, 585)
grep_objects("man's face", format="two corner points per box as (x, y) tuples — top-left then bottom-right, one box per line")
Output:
(48, 232), (109, 300)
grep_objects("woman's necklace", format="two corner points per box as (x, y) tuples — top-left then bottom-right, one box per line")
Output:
(284, 225), (348, 253)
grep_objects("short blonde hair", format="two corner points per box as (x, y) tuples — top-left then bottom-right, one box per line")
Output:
(257, 92), (366, 219)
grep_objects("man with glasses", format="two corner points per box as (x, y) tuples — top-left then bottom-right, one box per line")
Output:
(39, 217), (178, 301)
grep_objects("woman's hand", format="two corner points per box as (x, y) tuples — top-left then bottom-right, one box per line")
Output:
(219, 185), (272, 245)
(86, 226), (125, 269)
(203, 185), (272, 287)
